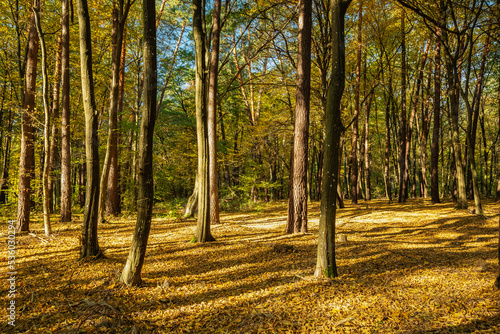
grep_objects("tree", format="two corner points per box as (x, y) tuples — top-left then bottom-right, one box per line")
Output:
(315, 0), (352, 279)
(192, 0), (214, 242)
(430, 23), (442, 203)
(16, 0), (39, 233)
(60, 0), (72, 222)
(351, 0), (362, 205)
(208, 0), (222, 226)
(77, 0), (101, 258)
(98, 0), (132, 224)
(33, 0), (52, 236)
(287, 0), (312, 234)
(120, 0), (157, 286)
(398, 9), (408, 203)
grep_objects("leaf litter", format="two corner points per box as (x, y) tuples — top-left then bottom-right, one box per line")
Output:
(1, 199), (499, 333)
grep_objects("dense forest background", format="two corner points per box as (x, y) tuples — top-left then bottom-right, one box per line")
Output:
(0, 0), (499, 276)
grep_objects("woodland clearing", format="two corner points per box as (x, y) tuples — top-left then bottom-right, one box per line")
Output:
(1, 199), (500, 333)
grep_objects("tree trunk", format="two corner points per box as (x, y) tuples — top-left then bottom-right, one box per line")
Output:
(33, 2), (52, 236)
(193, 0), (214, 243)
(120, 0), (156, 286)
(0, 101), (13, 204)
(60, 0), (72, 222)
(99, 0), (131, 223)
(315, 0), (352, 279)
(48, 36), (62, 213)
(364, 93), (372, 201)
(77, 0), (101, 258)
(288, 0), (312, 233)
(431, 29), (441, 203)
(351, 0), (362, 205)
(16, 2), (39, 233)
(208, 0), (221, 226)
(398, 10), (408, 203)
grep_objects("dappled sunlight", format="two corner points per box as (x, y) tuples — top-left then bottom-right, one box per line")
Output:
(1, 199), (499, 333)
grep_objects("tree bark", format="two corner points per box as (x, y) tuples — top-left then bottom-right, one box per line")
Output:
(120, 0), (157, 286)
(16, 1), (39, 233)
(351, 0), (362, 205)
(288, 0), (312, 233)
(48, 36), (62, 213)
(33, 1), (52, 236)
(99, 0), (131, 223)
(60, 0), (72, 222)
(315, 0), (352, 279)
(430, 27), (442, 203)
(193, 0), (214, 242)
(398, 10), (408, 203)
(208, 0), (222, 226)
(77, 0), (101, 258)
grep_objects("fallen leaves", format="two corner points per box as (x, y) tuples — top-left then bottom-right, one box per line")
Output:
(1, 199), (499, 333)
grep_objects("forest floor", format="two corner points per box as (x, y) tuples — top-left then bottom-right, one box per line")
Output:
(1, 199), (500, 333)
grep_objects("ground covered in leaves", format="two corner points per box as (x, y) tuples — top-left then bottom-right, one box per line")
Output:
(2, 199), (500, 333)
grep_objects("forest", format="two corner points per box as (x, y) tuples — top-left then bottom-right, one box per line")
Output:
(1, 0), (500, 332)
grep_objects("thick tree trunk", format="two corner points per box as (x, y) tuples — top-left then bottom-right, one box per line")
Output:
(120, 0), (156, 286)
(193, 0), (214, 243)
(315, 0), (351, 279)
(77, 0), (101, 258)
(208, 0), (221, 226)
(16, 3), (39, 233)
(60, 0), (72, 222)
(288, 0), (312, 233)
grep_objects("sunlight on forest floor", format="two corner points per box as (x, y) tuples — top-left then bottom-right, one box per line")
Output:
(1, 199), (500, 333)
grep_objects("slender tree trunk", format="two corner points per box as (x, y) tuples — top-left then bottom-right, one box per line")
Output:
(288, 0), (312, 233)
(48, 36), (62, 213)
(16, 2), (39, 233)
(431, 29), (441, 203)
(77, 0), (101, 258)
(60, 0), (72, 222)
(99, 0), (131, 223)
(0, 96), (12, 204)
(351, 0), (362, 205)
(315, 0), (352, 279)
(33, 2), (52, 236)
(398, 10), (408, 203)
(120, 0), (156, 286)
(421, 67), (432, 198)
(208, 0), (221, 226)
(364, 93), (372, 201)
(193, 0), (214, 242)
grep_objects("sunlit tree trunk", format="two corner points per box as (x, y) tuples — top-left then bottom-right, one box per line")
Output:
(193, 0), (214, 242)
(351, 0), (362, 205)
(99, 0), (131, 223)
(48, 36), (62, 213)
(60, 0), (72, 222)
(208, 0), (221, 226)
(77, 0), (101, 258)
(120, 0), (157, 286)
(33, 1), (52, 236)
(288, 0), (312, 233)
(16, 1), (39, 233)
(315, 0), (352, 279)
